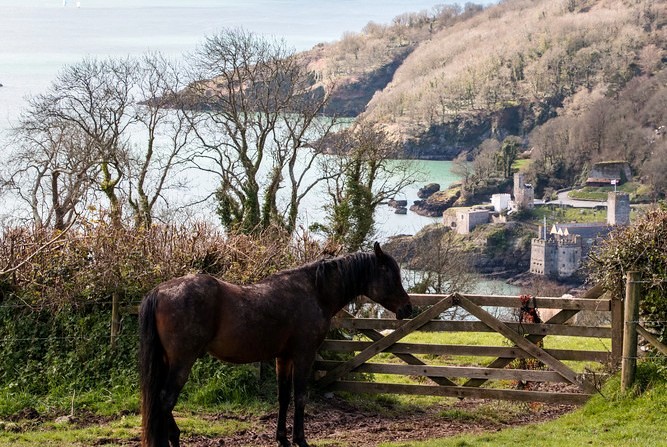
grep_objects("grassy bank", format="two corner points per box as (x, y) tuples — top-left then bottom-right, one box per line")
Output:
(567, 182), (641, 202)
(381, 362), (667, 447)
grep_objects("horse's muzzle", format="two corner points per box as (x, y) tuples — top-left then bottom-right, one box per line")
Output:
(395, 303), (413, 320)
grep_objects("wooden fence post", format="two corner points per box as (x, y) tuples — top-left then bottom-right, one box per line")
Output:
(610, 292), (624, 369)
(621, 271), (640, 391)
(111, 290), (120, 349)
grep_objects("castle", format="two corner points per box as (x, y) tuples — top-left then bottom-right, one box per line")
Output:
(529, 192), (630, 278)
(513, 172), (534, 211)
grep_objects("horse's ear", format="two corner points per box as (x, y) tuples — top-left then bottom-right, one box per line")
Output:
(374, 242), (386, 260)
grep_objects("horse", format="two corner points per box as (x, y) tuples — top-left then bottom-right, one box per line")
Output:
(139, 242), (413, 447)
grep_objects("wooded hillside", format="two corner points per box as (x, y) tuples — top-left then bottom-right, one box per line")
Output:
(305, 0), (667, 164)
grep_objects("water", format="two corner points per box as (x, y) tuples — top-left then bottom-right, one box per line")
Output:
(0, 0), (496, 236)
(0, 0), (495, 126)
(371, 160), (459, 239)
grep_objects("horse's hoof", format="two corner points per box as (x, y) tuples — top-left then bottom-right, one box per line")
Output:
(277, 438), (291, 447)
(293, 440), (311, 447)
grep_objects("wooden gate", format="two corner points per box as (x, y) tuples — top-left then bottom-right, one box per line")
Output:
(315, 287), (617, 405)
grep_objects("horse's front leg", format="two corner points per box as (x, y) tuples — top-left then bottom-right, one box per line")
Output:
(275, 357), (293, 447)
(292, 354), (315, 447)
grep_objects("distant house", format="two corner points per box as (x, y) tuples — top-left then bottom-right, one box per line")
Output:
(491, 193), (511, 212)
(443, 207), (491, 235)
(586, 161), (631, 187)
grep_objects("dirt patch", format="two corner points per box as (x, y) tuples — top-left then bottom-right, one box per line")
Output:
(181, 395), (576, 447)
(11, 392), (576, 446)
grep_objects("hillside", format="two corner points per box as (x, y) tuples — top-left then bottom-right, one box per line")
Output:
(300, 3), (486, 117)
(305, 0), (667, 160)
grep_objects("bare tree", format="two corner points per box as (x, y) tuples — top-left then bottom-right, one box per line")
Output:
(187, 28), (338, 234)
(31, 57), (138, 228)
(8, 106), (97, 230)
(388, 226), (475, 295)
(642, 138), (667, 199)
(128, 53), (194, 228)
(6, 54), (199, 230)
(318, 120), (417, 252)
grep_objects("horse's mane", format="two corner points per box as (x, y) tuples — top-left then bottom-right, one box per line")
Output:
(314, 252), (376, 299)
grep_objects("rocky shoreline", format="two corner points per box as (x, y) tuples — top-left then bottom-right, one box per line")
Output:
(386, 181), (464, 217)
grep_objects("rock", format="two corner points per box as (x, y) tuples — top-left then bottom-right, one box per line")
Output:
(410, 189), (460, 217)
(385, 221), (535, 279)
(55, 415), (77, 424)
(0, 421), (20, 432)
(394, 207), (407, 215)
(388, 199), (408, 208)
(417, 183), (440, 199)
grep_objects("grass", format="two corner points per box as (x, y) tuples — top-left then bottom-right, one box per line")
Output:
(399, 331), (611, 372)
(567, 182), (640, 202)
(512, 159), (531, 171)
(0, 417), (140, 447)
(0, 361), (274, 446)
(0, 412), (250, 446)
(1, 360), (665, 446)
(379, 362), (667, 447)
(529, 205), (607, 224)
(0, 387), (139, 421)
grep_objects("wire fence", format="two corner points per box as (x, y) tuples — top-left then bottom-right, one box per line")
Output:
(0, 333), (139, 342)
(0, 301), (142, 309)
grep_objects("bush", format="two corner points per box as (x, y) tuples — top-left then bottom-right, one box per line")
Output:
(587, 206), (667, 343)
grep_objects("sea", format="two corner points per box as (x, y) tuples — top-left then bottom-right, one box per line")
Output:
(0, 0), (496, 239)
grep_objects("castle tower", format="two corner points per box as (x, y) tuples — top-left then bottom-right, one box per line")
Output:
(607, 192), (630, 226)
(513, 172), (534, 210)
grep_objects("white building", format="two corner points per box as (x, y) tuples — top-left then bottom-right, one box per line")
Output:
(491, 193), (511, 212)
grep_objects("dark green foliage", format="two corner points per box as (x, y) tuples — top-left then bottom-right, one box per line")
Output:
(328, 169), (376, 253)
(184, 357), (271, 406)
(496, 137), (521, 179)
(629, 358), (667, 396)
(587, 206), (667, 343)
(0, 305), (138, 397)
(316, 121), (415, 253)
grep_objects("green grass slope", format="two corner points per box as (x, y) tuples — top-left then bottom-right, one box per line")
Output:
(381, 362), (667, 447)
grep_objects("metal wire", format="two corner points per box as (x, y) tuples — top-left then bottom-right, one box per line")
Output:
(0, 334), (138, 343)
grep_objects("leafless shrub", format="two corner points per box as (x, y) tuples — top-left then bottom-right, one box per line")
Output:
(0, 220), (322, 310)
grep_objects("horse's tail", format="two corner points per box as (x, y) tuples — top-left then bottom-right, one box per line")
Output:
(139, 289), (167, 447)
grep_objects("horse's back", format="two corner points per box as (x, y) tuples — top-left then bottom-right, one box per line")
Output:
(148, 272), (328, 365)
(151, 274), (232, 360)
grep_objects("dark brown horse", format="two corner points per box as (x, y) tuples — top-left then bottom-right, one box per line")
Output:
(139, 242), (412, 447)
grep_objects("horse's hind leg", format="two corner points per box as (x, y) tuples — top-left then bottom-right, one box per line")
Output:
(275, 357), (293, 447)
(166, 415), (180, 447)
(161, 359), (196, 447)
(292, 353), (316, 447)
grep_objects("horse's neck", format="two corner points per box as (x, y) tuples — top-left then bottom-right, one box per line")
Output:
(315, 254), (373, 317)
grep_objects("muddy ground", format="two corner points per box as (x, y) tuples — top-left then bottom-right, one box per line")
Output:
(175, 395), (574, 447)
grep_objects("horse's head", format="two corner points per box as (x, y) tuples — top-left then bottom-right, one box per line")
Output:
(367, 242), (413, 320)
